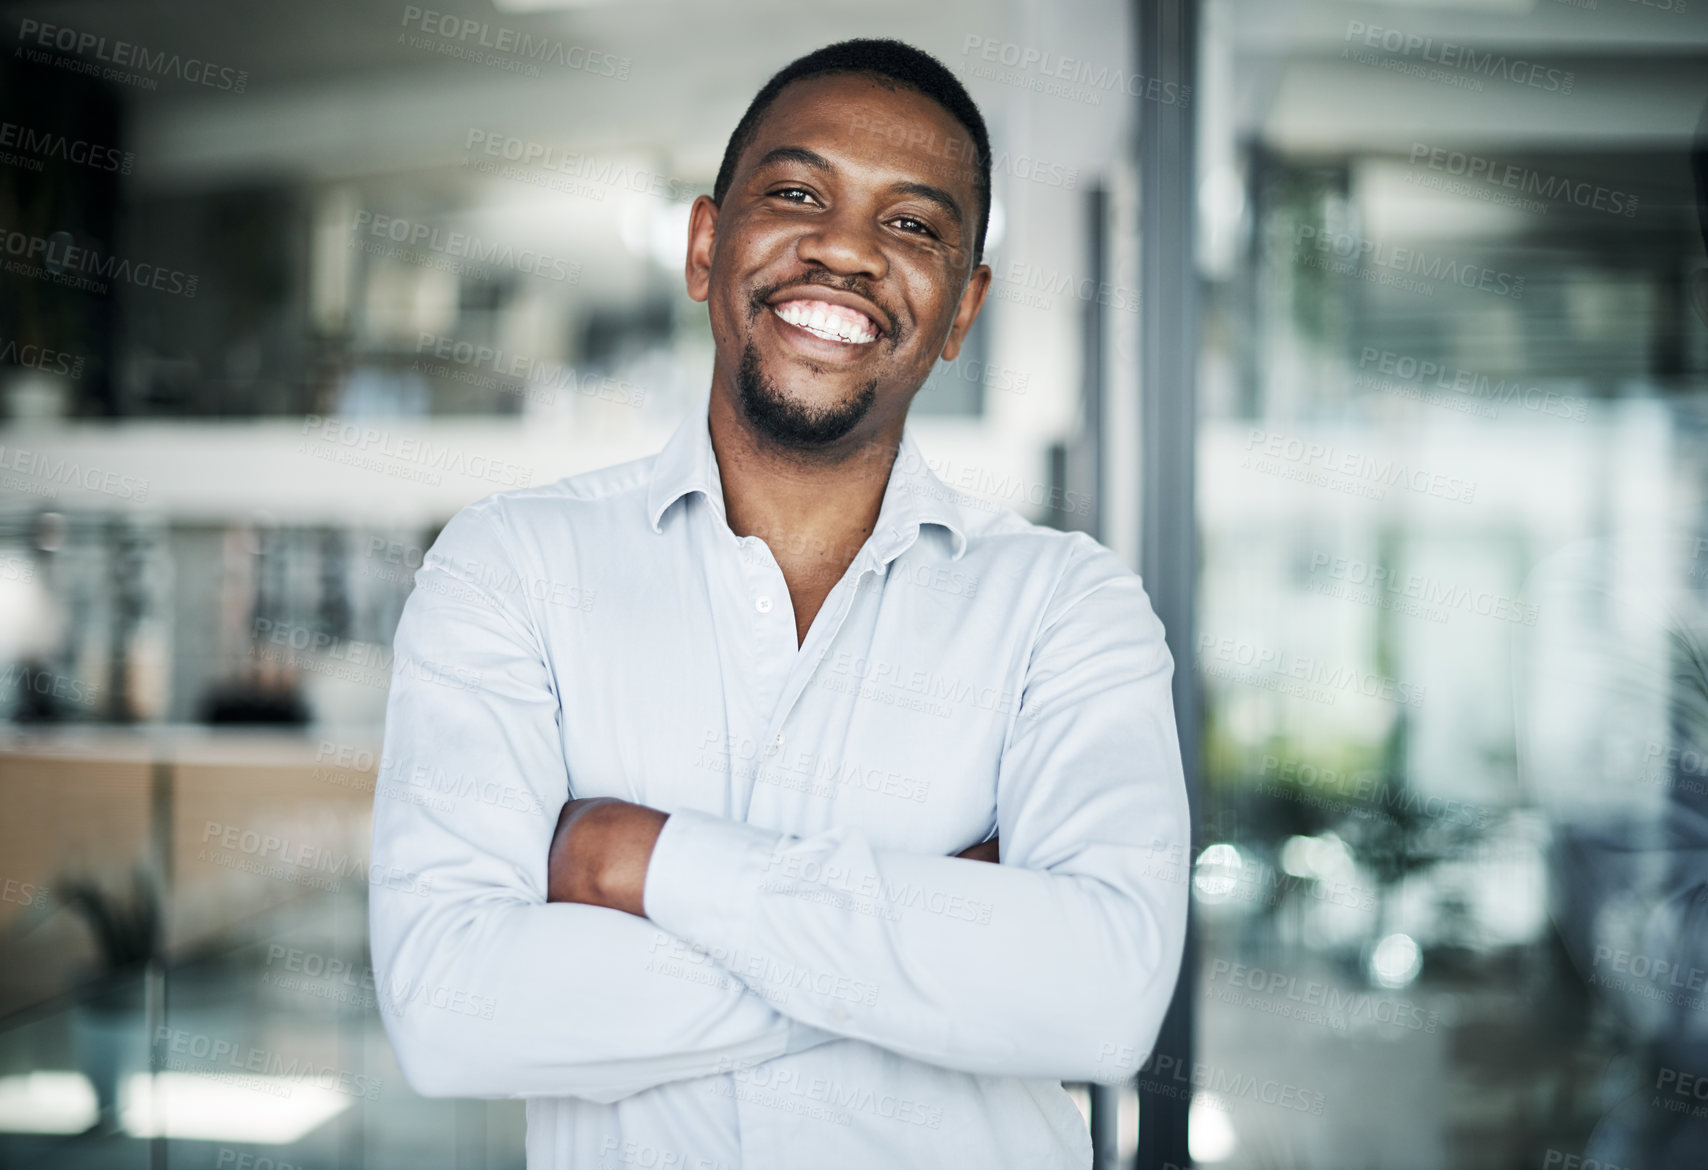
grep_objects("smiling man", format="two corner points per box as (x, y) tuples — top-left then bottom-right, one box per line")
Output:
(370, 38), (1188, 1170)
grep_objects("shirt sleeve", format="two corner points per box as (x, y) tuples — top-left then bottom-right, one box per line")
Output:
(642, 538), (1191, 1084)
(368, 498), (836, 1104)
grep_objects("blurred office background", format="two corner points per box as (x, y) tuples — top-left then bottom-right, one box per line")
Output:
(1, 0), (1706, 1167)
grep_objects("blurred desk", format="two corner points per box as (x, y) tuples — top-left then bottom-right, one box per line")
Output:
(0, 726), (380, 1018)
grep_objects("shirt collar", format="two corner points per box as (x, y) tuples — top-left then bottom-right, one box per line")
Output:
(647, 392), (968, 564)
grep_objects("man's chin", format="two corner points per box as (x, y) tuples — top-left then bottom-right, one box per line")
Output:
(735, 343), (877, 450)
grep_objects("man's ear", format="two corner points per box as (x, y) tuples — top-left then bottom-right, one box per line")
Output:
(685, 195), (719, 304)
(940, 263), (993, 362)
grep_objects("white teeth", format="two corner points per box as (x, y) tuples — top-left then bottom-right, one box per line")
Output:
(773, 300), (877, 344)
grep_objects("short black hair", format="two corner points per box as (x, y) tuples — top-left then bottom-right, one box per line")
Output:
(711, 38), (992, 268)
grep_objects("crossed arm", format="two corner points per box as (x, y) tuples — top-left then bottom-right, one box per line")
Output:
(545, 796), (999, 915)
(368, 505), (1188, 1103)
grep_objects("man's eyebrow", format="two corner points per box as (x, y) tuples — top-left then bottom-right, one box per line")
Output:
(751, 145), (834, 176)
(751, 145), (966, 230)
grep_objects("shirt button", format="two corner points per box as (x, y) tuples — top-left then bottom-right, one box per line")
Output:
(772, 731), (785, 750)
(831, 1005), (851, 1025)
(755, 595), (772, 613)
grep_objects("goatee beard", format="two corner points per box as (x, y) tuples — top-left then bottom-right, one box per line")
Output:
(734, 341), (878, 450)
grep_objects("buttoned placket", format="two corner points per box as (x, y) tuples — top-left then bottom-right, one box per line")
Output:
(734, 530), (797, 700)
(739, 530), (919, 821)
(694, 436), (924, 820)
(722, 526), (905, 1165)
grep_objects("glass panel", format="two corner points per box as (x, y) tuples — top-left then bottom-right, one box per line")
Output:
(1194, 2), (1708, 1166)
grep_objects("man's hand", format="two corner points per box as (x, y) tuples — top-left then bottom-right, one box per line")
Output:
(956, 836), (1000, 864)
(547, 797), (668, 916)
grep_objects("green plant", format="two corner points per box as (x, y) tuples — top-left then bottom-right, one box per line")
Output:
(56, 865), (161, 973)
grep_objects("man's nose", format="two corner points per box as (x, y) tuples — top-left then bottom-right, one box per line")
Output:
(794, 206), (888, 280)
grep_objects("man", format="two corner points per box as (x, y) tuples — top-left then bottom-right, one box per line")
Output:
(370, 37), (1188, 1170)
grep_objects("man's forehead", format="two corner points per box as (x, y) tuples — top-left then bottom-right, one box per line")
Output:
(741, 75), (977, 193)
(763, 72), (961, 134)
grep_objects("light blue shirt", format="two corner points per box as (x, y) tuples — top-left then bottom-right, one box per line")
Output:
(369, 392), (1190, 1170)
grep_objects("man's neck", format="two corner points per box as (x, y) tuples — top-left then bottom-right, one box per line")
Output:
(707, 390), (901, 641)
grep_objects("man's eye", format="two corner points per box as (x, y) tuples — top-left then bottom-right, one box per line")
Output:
(892, 216), (937, 238)
(771, 187), (817, 204)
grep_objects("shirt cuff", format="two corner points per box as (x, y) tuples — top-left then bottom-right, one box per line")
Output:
(643, 807), (785, 954)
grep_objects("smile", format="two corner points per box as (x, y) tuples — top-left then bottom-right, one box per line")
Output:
(770, 299), (880, 346)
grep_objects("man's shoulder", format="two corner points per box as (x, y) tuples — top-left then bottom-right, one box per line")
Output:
(958, 504), (1137, 595)
(913, 502), (1149, 650)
